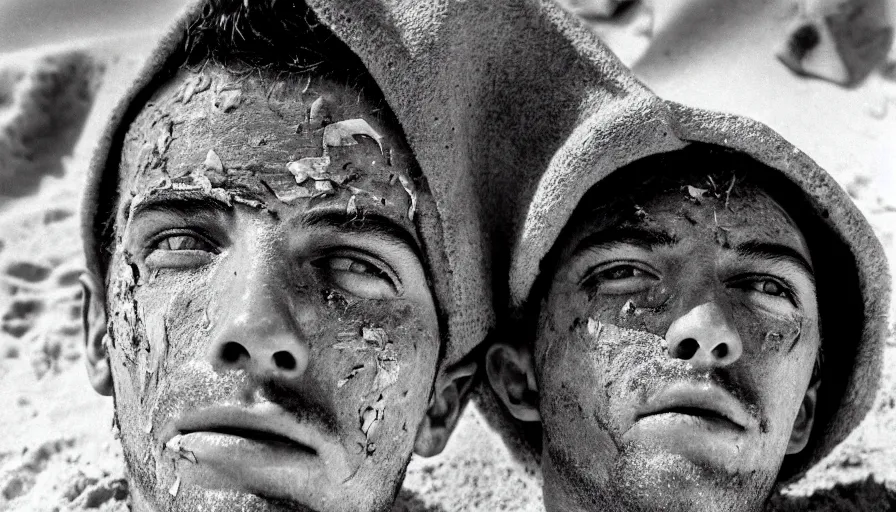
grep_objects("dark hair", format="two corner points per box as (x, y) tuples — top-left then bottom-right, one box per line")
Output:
(95, 0), (396, 274)
(182, 0), (375, 88)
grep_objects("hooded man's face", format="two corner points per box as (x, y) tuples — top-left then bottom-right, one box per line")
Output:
(94, 66), (443, 511)
(490, 169), (822, 512)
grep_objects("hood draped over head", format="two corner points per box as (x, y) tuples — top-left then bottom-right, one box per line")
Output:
(81, 0), (888, 483)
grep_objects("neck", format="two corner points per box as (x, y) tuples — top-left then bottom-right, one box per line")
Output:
(542, 452), (625, 512)
(128, 478), (155, 512)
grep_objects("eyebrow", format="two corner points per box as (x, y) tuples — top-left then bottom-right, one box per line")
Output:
(128, 190), (239, 220)
(300, 209), (423, 259)
(575, 226), (677, 254)
(733, 240), (816, 284)
(126, 191), (422, 258)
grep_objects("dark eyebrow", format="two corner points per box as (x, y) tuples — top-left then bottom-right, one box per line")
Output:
(128, 191), (235, 220)
(733, 240), (816, 284)
(575, 226), (677, 254)
(300, 209), (423, 259)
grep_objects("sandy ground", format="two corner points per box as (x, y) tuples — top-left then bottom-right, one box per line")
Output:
(0, 1), (894, 510)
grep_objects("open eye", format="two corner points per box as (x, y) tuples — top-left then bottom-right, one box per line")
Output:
(731, 275), (799, 314)
(315, 254), (401, 300)
(154, 235), (213, 251)
(582, 263), (658, 295)
(747, 278), (789, 298)
(145, 232), (217, 269)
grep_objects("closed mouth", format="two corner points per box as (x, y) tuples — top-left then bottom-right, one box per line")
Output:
(181, 426), (318, 455)
(643, 406), (743, 430)
(636, 382), (756, 432)
(167, 405), (330, 458)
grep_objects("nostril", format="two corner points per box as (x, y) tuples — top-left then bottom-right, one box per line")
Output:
(272, 351), (297, 371)
(712, 344), (729, 359)
(221, 341), (249, 364)
(671, 338), (699, 360)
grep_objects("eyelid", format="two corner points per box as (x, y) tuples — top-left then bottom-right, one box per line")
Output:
(318, 249), (404, 295)
(145, 228), (220, 253)
(728, 273), (801, 307)
(578, 260), (659, 287)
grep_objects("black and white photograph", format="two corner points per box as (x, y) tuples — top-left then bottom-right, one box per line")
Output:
(0, 0), (894, 510)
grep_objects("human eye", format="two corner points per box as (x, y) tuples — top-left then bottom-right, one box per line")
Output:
(581, 263), (659, 295)
(730, 274), (799, 314)
(314, 252), (401, 300)
(144, 231), (218, 269)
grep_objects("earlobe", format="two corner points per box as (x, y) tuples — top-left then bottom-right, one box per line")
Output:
(414, 358), (478, 457)
(80, 272), (113, 396)
(485, 343), (541, 423)
(786, 378), (820, 455)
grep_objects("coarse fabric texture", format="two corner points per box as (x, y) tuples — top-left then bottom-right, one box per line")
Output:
(79, 0), (888, 484)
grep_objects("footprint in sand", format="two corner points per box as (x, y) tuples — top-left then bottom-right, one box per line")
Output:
(0, 438), (75, 502)
(5, 262), (51, 284)
(42, 208), (73, 226)
(1, 298), (43, 338)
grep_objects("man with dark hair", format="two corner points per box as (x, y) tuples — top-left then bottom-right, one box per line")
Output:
(484, 140), (889, 511)
(79, 2), (484, 510)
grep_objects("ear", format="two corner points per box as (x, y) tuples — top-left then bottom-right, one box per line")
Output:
(485, 342), (540, 422)
(80, 272), (113, 396)
(413, 358), (478, 457)
(786, 377), (820, 454)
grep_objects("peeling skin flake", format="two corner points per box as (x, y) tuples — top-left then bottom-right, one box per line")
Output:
(397, 173), (418, 221)
(156, 121), (173, 154)
(322, 118), (385, 153)
(687, 185), (708, 200)
(346, 195), (358, 216)
(374, 349), (399, 390)
(180, 73), (210, 104)
(337, 364), (365, 388)
(587, 317), (604, 339)
(359, 395), (386, 439)
(214, 88), (242, 112)
(204, 149), (224, 173)
(233, 195), (266, 209)
(165, 435), (197, 464)
(362, 326), (389, 348)
(267, 183), (312, 203)
(168, 476), (181, 497)
(314, 180), (335, 196)
(287, 156), (332, 184)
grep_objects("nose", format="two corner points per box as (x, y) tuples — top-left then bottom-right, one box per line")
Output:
(664, 301), (743, 369)
(208, 267), (312, 381)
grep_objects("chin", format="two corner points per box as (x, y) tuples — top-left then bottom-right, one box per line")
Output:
(609, 446), (775, 512)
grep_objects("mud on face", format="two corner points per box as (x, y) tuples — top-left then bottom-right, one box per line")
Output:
(531, 165), (822, 512)
(102, 64), (441, 512)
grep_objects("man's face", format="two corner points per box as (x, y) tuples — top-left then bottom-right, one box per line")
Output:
(534, 172), (820, 511)
(103, 66), (440, 511)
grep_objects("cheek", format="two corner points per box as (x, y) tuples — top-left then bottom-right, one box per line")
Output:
(535, 289), (668, 434)
(307, 289), (440, 459)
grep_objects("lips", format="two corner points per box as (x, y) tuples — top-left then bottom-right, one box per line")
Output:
(164, 403), (325, 455)
(636, 382), (756, 431)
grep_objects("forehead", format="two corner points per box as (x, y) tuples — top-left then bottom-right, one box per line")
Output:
(562, 165), (811, 263)
(116, 65), (419, 231)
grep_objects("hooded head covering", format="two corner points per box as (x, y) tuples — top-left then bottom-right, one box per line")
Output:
(81, 0), (888, 482)
(81, 0), (673, 368)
